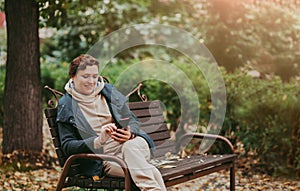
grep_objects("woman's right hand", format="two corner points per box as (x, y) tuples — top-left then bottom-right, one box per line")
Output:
(100, 123), (117, 144)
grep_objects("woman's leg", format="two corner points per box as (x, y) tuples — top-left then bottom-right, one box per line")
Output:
(102, 139), (124, 177)
(122, 137), (166, 191)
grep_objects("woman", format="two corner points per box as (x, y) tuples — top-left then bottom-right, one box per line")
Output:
(56, 54), (166, 191)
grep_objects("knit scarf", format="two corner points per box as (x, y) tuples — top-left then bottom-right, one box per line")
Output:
(64, 76), (113, 135)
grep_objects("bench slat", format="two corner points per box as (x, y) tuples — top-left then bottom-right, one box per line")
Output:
(44, 108), (57, 118)
(49, 127), (58, 137)
(131, 108), (163, 118)
(153, 140), (177, 157)
(141, 123), (168, 134)
(139, 116), (165, 125)
(47, 117), (57, 127)
(52, 137), (61, 147)
(149, 131), (170, 142)
(128, 100), (161, 109)
(154, 147), (176, 157)
(44, 96), (236, 191)
(159, 154), (236, 180)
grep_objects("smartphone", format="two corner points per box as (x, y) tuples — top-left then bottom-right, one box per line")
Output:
(117, 117), (130, 129)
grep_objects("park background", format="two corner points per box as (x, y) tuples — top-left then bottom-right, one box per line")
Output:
(0, 0), (299, 190)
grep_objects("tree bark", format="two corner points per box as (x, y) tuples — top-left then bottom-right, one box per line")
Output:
(3, 0), (42, 154)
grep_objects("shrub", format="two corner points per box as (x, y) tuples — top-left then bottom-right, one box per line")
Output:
(39, 58), (300, 178)
(41, 59), (69, 106)
(100, 60), (300, 178)
(224, 72), (300, 177)
(101, 58), (211, 132)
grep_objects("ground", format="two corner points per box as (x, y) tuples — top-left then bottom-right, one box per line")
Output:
(0, 120), (299, 191)
(1, 164), (300, 190)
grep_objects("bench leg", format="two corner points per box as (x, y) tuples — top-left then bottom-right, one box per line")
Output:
(56, 170), (68, 191)
(230, 163), (235, 191)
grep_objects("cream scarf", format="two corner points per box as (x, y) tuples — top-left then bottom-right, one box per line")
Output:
(64, 76), (113, 136)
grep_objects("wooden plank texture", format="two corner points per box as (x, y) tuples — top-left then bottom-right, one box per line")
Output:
(44, 98), (236, 191)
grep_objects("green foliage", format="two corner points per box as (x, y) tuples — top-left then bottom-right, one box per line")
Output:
(224, 71), (300, 177)
(99, 59), (300, 178)
(39, 0), (300, 81)
(198, 1), (300, 81)
(0, 53), (281, 179)
(0, 65), (5, 126)
(101, 58), (211, 132)
(35, 0), (300, 178)
(0, 0), (4, 12)
(0, 29), (6, 68)
(40, 59), (69, 106)
(38, 0), (67, 28)
(0, 29), (6, 52)
(39, 0), (152, 62)
(0, 29), (6, 125)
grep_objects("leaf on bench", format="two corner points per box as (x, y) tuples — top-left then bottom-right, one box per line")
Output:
(150, 152), (184, 168)
(160, 165), (176, 169)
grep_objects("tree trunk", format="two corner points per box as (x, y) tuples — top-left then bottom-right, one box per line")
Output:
(3, 0), (42, 154)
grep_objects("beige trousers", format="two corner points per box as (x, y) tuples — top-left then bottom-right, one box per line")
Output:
(103, 136), (166, 191)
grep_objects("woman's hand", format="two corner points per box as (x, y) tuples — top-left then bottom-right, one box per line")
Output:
(100, 123), (117, 144)
(111, 126), (132, 143)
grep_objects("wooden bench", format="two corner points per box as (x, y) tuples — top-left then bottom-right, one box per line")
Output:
(44, 84), (237, 191)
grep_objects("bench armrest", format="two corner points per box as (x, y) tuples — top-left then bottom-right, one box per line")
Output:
(57, 153), (131, 191)
(176, 133), (234, 154)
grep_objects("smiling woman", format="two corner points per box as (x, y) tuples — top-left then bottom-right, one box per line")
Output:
(69, 55), (99, 95)
(56, 54), (166, 191)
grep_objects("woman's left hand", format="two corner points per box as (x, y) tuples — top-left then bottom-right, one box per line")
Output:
(111, 126), (132, 143)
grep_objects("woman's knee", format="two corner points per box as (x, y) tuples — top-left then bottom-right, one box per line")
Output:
(122, 137), (150, 159)
(123, 136), (148, 150)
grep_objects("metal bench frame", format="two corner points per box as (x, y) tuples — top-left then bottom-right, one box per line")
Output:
(44, 83), (236, 191)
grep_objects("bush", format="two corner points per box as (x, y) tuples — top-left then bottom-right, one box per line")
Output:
(101, 58), (211, 132)
(41, 59), (69, 107)
(224, 72), (300, 177)
(99, 60), (300, 178)
(28, 58), (300, 178)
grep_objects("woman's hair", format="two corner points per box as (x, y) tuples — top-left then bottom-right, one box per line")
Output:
(69, 54), (99, 78)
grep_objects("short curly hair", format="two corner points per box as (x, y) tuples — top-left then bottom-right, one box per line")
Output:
(69, 54), (99, 78)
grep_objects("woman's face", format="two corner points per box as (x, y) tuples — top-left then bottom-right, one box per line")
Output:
(72, 65), (99, 95)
